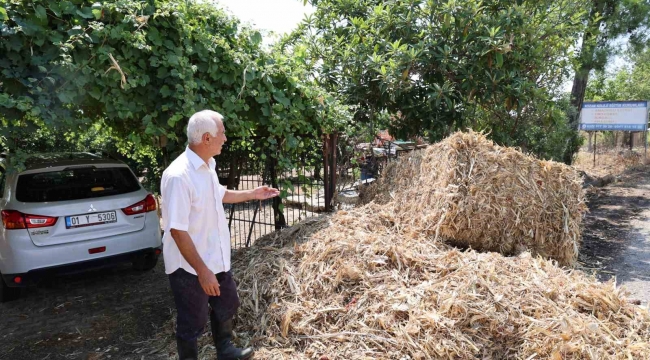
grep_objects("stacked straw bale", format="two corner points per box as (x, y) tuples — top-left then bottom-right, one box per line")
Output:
(367, 131), (587, 266)
(226, 206), (649, 359)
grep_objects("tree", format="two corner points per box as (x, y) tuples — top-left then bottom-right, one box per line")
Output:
(563, 0), (650, 163)
(0, 0), (351, 175)
(585, 47), (650, 149)
(286, 0), (588, 160)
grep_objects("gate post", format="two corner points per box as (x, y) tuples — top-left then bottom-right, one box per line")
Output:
(322, 134), (330, 212)
(268, 156), (287, 230)
(330, 133), (338, 208)
(323, 133), (338, 212)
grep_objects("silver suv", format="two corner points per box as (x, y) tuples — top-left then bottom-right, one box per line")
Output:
(0, 153), (162, 302)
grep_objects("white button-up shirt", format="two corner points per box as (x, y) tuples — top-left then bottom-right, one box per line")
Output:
(160, 147), (231, 275)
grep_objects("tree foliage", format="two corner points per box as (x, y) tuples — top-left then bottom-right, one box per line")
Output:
(564, 0), (650, 163)
(0, 121), (161, 190)
(586, 47), (650, 102)
(284, 0), (588, 160)
(0, 0), (351, 172)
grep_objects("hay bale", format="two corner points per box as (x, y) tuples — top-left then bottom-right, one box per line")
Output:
(389, 131), (587, 266)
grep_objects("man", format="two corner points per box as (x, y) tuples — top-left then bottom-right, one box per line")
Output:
(161, 110), (279, 360)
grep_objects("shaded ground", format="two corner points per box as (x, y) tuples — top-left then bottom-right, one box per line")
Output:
(578, 165), (650, 306)
(0, 262), (175, 360)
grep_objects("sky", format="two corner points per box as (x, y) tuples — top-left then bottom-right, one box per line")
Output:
(213, 0), (315, 40)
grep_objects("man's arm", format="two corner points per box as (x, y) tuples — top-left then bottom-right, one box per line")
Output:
(223, 186), (280, 204)
(170, 229), (221, 296)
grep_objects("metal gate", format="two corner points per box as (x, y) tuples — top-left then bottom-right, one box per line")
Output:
(216, 135), (337, 249)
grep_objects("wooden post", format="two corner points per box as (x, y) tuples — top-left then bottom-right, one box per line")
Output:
(593, 131), (597, 168)
(643, 125), (648, 161)
(269, 156), (286, 230)
(322, 134), (331, 212)
(227, 154), (239, 190)
(331, 133), (338, 203)
(322, 133), (338, 212)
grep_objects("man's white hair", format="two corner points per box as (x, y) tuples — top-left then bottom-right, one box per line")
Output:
(187, 110), (223, 144)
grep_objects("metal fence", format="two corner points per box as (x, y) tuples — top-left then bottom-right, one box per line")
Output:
(338, 137), (421, 190)
(216, 135), (336, 249)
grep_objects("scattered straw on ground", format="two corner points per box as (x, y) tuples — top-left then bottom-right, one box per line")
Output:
(230, 204), (649, 359)
(574, 148), (649, 178)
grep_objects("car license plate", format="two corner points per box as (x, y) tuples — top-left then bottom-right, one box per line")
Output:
(65, 211), (117, 229)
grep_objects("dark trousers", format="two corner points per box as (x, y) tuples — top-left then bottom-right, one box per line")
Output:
(169, 268), (241, 342)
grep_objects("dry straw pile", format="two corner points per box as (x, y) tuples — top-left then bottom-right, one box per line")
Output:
(223, 132), (647, 359)
(365, 131), (587, 266)
(232, 207), (649, 359)
(161, 132), (648, 359)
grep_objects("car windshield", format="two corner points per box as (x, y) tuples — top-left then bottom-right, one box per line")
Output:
(16, 167), (141, 202)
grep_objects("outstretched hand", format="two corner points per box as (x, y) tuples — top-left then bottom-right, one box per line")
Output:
(252, 186), (280, 200)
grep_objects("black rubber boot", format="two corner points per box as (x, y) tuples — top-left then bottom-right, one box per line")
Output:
(211, 314), (254, 360)
(176, 337), (199, 360)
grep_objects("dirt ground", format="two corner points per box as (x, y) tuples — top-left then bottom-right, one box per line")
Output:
(1, 151), (649, 359)
(577, 164), (650, 306)
(0, 262), (175, 360)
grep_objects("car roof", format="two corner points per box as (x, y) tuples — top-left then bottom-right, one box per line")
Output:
(18, 153), (125, 171)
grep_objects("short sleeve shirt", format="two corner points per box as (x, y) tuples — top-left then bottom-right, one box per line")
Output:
(160, 147), (231, 275)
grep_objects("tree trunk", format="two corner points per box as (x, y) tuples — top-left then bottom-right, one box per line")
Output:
(563, 0), (607, 165)
(569, 71), (590, 122)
